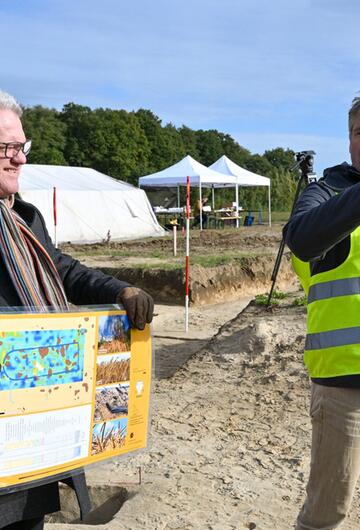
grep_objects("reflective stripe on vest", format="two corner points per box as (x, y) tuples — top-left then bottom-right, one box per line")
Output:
(307, 277), (360, 304)
(305, 326), (360, 350)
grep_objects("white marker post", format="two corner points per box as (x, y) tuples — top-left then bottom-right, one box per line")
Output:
(185, 176), (190, 332)
(173, 223), (177, 256)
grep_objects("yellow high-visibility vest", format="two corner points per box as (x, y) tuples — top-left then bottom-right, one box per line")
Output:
(294, 228), (360, 378)
(291, 254), (311, 295)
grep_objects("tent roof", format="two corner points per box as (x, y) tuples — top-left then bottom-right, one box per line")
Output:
(138, 155), (237, 188)
(19, 164), (135, 191)
(209, 155), (270, 187)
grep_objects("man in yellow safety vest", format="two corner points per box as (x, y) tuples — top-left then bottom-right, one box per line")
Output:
(284, 96), (360, 529)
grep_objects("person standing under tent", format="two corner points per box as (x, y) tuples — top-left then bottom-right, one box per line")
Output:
(193, 195), (209, 227)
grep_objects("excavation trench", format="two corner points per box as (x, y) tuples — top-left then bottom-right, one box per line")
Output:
(97, 253), (297, 305)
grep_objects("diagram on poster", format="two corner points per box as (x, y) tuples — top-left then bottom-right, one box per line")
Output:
(0, 308), (151, 491)
(0, 328), (86, 390)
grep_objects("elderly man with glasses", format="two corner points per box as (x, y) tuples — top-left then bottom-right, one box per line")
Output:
(0, 90), (154, 530)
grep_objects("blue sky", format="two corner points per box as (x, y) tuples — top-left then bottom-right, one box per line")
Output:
(2, 0), (359, 175)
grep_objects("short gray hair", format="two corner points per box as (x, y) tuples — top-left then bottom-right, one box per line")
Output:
(349, 97), (360, 136)
(0, 90), (22, 117)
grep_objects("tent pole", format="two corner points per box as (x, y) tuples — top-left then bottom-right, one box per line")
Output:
(177, 185), (180, 208)
(212, 185), (215, 210)
(185, 176), (190, 332)
(173, 224), (177, 256)
(268, 185), (272, 227)
(199, 184), (203, 231)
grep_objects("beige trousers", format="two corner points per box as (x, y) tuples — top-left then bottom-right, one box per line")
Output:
(296, 383), (360, 530)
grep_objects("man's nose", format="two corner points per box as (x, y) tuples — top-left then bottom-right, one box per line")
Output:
(11, 150), (27, 164)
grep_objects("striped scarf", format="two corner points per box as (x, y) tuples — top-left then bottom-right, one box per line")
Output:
(0, 198), (68, 311)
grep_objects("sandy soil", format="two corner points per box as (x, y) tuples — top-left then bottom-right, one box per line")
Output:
(46, 226), (360, 529)
(47, 294), (360, 530)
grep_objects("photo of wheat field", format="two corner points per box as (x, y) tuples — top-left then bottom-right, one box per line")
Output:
(98, 315), (131, 355)
(94, 383), (129, 422)
(92, 417), (128, 455)
(96, 353), (130, 385)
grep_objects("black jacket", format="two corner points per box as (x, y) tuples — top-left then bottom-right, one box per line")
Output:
(283, 162), (360, 388)
(0, 198), (130, 527)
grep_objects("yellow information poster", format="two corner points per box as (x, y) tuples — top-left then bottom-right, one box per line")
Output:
(0, 308), (152, 491)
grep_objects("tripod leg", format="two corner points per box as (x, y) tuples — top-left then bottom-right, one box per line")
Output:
(267, 239), (286, 307)
(267, 169), (309, 307)
(271, 238), (286, 282)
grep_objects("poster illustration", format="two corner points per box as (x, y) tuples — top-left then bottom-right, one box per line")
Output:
(0, 328), (86, 390)
(0, 308), (151, 490)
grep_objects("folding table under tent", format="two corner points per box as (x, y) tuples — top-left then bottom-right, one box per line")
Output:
(19, 164), (165, 244)
(209, 155), (271, 226)
(138, 155), (239, 230)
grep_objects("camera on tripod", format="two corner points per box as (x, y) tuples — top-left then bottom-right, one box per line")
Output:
(267, 149), (317, 306)
(294, 150), (317, 183)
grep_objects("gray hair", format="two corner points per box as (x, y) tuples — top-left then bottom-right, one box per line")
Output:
(349, 97), (360, 136)
(0, 90), (22, 117)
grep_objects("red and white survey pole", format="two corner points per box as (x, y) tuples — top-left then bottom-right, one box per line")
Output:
(185, 176), (190, 332)
(53, 186), (58, 248)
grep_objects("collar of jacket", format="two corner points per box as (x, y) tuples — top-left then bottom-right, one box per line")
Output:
(321, 162), (360, 191)
(12, 196), (37, 226)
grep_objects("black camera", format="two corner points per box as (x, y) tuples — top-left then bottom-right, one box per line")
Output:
(294, 150), (317, 183)
(295, 149), (315, 160)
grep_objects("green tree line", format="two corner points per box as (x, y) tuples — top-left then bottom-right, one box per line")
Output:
(22, 104), (299, 211)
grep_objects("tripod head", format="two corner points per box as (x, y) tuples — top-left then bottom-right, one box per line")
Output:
(292, 150), (317, 184)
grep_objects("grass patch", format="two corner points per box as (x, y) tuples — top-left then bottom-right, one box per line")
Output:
(255, 293), (276, 306)
(254, 289), (287, 306)
(272, 289), (287, 299)
(293, 294), (307, 306)
(68, 245), (270, 269)
(114, 253), (267, 270)
(128, 261), (183, 271)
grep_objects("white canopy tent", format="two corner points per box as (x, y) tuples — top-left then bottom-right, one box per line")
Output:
(209, 155), (271, 226)
(138, 154), (238, 188)
(138, 155), (239, 229)
(19, 164), (165, 244)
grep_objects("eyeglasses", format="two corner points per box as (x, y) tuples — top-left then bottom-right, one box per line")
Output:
(0, 139), (32, 159)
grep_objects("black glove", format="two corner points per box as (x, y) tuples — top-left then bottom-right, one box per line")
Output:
(116, 287), (154, 330)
